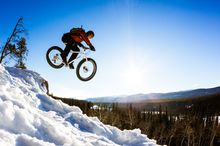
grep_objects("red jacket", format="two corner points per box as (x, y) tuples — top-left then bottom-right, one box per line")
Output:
(70, 28), (92, 47)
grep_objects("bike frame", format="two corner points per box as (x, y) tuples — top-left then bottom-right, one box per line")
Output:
(67, 47), (90, 65)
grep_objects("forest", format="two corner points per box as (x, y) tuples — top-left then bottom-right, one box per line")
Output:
(50, 92), (220, 146)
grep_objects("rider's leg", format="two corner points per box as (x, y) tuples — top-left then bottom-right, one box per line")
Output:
(68, 45), (80, 63)
(61, 33), (75, 65)
(68, 45), (80, 69)
(61, 44), (71, 65)
(69, 61), (74, 69)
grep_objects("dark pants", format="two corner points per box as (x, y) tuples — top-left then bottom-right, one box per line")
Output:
(61, 33), (79, 63)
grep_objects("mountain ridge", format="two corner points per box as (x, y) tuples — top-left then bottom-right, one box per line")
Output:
(87, 86), (220, 103)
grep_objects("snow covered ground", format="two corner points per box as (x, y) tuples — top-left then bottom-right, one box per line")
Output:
(0, 65), (158, 146)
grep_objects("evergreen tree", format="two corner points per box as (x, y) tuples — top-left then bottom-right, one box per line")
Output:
(14, 37), (28, 69)
(0, 17), (28, 69)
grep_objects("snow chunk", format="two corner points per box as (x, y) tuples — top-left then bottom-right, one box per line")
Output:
(16, 134), (55, 146)
(0, 129), (16, 146)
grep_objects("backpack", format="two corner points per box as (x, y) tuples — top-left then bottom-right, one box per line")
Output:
(70, 27), (85, 34)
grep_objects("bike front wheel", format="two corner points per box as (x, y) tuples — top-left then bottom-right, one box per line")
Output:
(76, 58), (97, 81)
(46, 46), (64, 69)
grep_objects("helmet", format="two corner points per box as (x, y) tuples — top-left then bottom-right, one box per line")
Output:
(86, 30), (94, 37)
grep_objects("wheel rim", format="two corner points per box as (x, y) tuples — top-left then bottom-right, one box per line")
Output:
(48, 50), (63, 66)
(78, 60), (96, 80)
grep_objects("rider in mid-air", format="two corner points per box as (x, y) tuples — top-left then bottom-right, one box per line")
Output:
(61, 27), (95, 69)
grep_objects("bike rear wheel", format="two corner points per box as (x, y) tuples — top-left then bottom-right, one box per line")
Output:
(76, 58), (97, 81)
(46, 46), (64, 69)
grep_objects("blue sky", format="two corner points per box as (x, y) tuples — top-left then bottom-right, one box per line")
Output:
(1, 0), (220, 99)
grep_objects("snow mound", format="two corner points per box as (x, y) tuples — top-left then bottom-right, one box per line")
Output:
(0, 65), (158, 146)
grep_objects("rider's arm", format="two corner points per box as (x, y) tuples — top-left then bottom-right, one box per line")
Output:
(78, 43), (84, 47)
(78, 30), (92, 47)
(79, 31), (95, 51)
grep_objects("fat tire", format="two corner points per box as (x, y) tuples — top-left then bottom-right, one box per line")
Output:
(76, 58), (97, 81)
(46, 46), (64, 69)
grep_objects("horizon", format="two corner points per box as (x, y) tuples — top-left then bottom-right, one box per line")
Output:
(1, 0), (220, 99)
(88, 85), (220, 99)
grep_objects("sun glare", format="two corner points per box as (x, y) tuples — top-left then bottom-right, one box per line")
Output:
(122, 63), (145, 89)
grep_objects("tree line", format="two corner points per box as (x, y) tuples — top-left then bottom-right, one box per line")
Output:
(88, 102), (220, 146)
(54, 93), (220, 146)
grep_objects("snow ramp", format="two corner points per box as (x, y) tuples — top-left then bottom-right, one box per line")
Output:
(0, 65), (158, 146)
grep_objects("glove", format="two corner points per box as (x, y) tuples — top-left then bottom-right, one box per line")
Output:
(90, 45), (96, 51)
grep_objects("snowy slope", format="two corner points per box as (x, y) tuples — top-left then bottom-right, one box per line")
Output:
(0, 65), (158, 146)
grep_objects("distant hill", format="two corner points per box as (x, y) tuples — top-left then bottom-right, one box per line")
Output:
(87, 86), (220, 103)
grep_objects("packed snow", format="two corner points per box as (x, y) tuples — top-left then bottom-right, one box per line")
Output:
(0, 65), (158, 146)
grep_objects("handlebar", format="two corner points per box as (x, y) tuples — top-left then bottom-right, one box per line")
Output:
(81, 45), (95, 51)
(81, 46), (90, 50)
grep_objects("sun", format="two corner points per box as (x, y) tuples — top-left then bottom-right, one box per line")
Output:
(122, 63), (145, 88)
